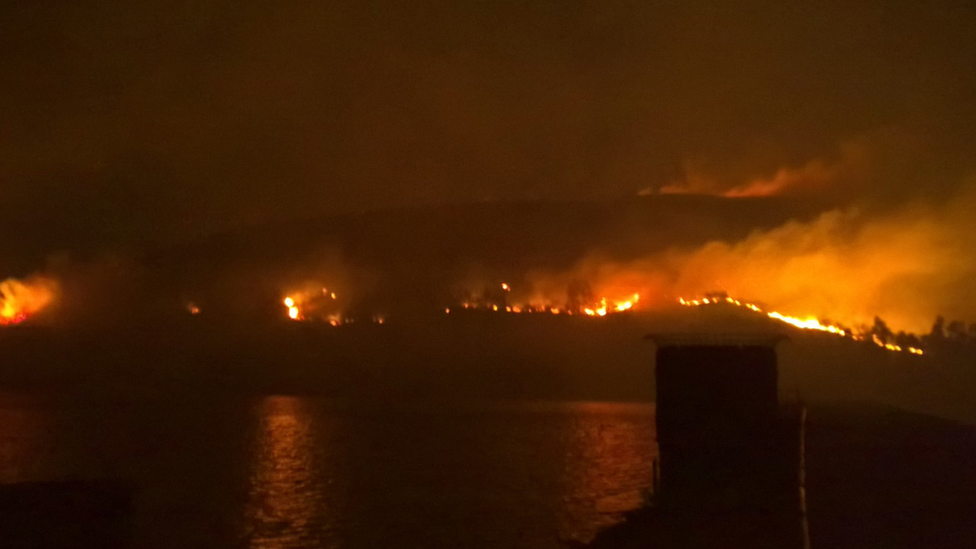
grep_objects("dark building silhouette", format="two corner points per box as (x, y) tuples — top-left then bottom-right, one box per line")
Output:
(585, 334), (805, 548)
(649, 334), (792, 509)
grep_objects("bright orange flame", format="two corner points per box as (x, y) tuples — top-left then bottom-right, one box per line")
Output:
(501, 283), (510, 291)
(283, 297), (295, 308)
(288, 306), (300, 320)
(767, 311), (845, 336)
(448, 292), (641, 318)
(678, 294), (923, 355)
(0, 276), (56, 326)
(582, 297), (613, 316)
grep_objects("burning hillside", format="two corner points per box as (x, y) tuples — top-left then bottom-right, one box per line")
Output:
(2, 186), (973, 354)
(446, 283), (640, 317)
(441, 280), (927, 355)
(678, 293), (924, 355)
(506, 185), (976, 340)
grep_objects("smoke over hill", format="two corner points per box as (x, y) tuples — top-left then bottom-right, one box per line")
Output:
(5, 182), (976, 339)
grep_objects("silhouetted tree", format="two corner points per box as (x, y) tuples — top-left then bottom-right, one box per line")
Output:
(947, 320), (968, 343)
(871, 316), (893, 344)
(928, 316), (946, 345)
(894, 331), (923, 350)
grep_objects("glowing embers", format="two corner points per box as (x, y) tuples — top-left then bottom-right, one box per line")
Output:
(281, 288), (383, 326)
(678, 294), (924, 355)
(867, 334), (924, 355)
(0, 276), (57, 326)
(282, 294), (340, 324)
(282, 291), (336, 324)
(283, 296), (301, 320)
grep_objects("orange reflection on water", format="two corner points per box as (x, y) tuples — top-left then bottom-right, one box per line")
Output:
(558, 402), (657, 543)
(246, 396), (325, 549)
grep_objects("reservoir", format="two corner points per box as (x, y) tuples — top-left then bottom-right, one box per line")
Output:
(0, 394), (656, 548)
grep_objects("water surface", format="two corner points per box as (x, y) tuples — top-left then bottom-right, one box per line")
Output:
(0, 394), (655, 548)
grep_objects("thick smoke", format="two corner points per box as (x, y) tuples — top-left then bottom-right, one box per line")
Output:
(530, 184), (976, 334)
(5, 127), (974, 334)
(656, 150), (851, 198)
(652, 128), (967, 208)
(670, 192), (976, 332)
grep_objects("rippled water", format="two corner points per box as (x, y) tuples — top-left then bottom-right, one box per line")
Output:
(0, 394), (656, 548)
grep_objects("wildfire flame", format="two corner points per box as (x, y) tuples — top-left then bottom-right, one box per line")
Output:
(0, 276), (57, 326)
(283, 296), (304, 320)
(281, 289), (383, 326)
(450, 283), (639, 318)
(678, 294), (923, 355)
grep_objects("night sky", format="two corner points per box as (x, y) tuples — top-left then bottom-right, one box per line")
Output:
(2, 0), (975, 247)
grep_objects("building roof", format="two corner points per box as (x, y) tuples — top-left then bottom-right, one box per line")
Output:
(645, 332), (788, 347)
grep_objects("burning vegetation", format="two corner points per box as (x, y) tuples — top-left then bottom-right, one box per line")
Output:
(279, 286), (385, 326)
(5, 186), (975, 364)
(282, 287), (343, 325)
(446, 283), (640, 317)
(0, 276), (57, 326)
(443, 280), (933, 355)
(678, 293), (924, 355)
(2, 260), (965, 363)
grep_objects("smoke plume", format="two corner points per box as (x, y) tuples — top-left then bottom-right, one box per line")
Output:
(529, 184), (976, 334)
(652, 128), (967, 209)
